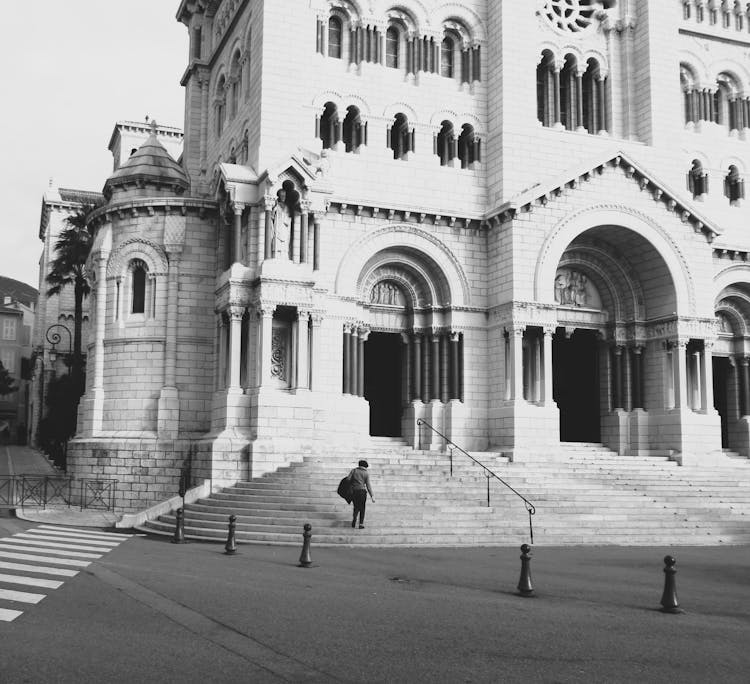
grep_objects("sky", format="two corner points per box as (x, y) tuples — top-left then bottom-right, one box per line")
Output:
(1, 1), (188, 291)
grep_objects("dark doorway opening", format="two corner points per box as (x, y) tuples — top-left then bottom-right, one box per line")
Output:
(713, 357), (730, 449)
(553, 328), (601, 442)
(364, 332), (402, 437)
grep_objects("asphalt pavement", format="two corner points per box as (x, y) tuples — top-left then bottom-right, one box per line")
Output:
(0, 510), (749, 684)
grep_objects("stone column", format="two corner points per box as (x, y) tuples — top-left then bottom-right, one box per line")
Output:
(349, 324), (358, 396)
(257, 308), (274, 388)
(309, 314), (323, 391)
(296, 310), (310, 390)
(413, 333), (422, 401)
(612, 345), (624, 409)
(450, 333), (460, 401)
(674, 340), (689, 409)
(741, 357), (750, 416)
(228, 305), (244, 393)
(342, 325), (351, 394)
(357, 328), (369, 397)
(553, 65), (562, 127)
(263, 195), (274, 260)
(90, 251), (109, 433)
(632, 346), (643, 409)
(692, 348), (702, 410)
(232, 204), (244, 265)
(431, 335), (440, 401)
(510, 327), (525, 401)
(401, 333), (411, 403)
(575, 72), (584, 130)
(299, 203), (310, 264)
(421, 333), (431, 403)
(701, 341), (714, 413)
(313, 220), (321, 271)
(532, 333), (542, 402)
(542, 327), (554, 406)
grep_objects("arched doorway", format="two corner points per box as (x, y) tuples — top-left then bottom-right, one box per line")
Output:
(552, 225), (679, 449)
(364, 332), (402, 436)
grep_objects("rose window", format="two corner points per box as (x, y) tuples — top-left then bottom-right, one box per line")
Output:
(543, 0), (597, 32)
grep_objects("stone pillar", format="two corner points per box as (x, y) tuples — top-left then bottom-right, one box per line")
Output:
(413, 333), (422, 401)
(313, 220), (321, 271)
(613, 345), (624, 409)
(632, 346), (643, 409)
(309, 314), (323, 391)
(357, 328), (369, 397)
(349, 324), (358, 396)
(691, 348), (702, 410)
(511, 327), (525, 401)
(532, 333), (542, 402)
(401, 333), (411, 403)
(575, 72), (584, 130)
(450, 333), (460, 401)
(542, 327), (554, 406)
(342, 325), (351, 394)
(421, 333), (430, 403)
(553, 66), (562, 126)
(296, 310), (310, 390)
(674, 340), (689, 409)
(257, 308), (274, 388)
(431, 335), (440, 401)
(701, 341), (714, 413)
(741, 357), (750, 416)
(299, 204), (310, 264)
(263, 195), (274, 260)
(90, 251), (109, 433)
(232, 204), (244, 265)
(228, 305), (244, 393)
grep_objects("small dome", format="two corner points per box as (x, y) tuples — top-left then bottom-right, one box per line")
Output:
(104, 122), (189, 198)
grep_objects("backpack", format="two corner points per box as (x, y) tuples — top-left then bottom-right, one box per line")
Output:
(337, 472), (354, 504)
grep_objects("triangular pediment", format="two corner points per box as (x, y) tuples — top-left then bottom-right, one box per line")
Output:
(488, 150), (720, 242)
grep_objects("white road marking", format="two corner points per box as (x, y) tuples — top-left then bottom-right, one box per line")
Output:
(20, 532), (120, 547)
(0, 573), (62, 589)
(0, 608), (23, 622)
(10, 537), (113, 553)
(0, 561), (78, 577)
(0, 587), (45, 604)
(38, 526), (128, 539)
(0, 544), (102, 559)
(0, 551), (90, 568)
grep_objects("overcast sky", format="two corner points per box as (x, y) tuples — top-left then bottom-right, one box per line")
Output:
(1, 2), (187, 291)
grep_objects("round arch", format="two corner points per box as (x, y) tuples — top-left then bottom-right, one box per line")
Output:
(335, 224), (470, 307)
(535, 205), (694, 315)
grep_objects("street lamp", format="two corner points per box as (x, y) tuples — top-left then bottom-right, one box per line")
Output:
(45, 324), (72, 373)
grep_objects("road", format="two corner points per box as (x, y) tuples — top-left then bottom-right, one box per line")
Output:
(1, 510), (749, 683)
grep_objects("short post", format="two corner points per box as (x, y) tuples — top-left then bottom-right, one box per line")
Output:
(224, 514), (237, 555)
(299, 523), (312, 568)
(171, 507), (187, 544)
(660, 555), (683, 613)
(517, 543), (534, 597)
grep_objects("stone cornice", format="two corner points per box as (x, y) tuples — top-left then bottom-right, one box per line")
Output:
(326, 201), (484, 231)
(89, 197), (218, 228)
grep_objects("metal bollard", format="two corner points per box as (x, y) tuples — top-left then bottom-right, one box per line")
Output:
(224, 514), (237, 555)
(171, 507), (187, 544)
(660, 555), (683, 613)
(298, 523), (312, 568)
(517, 543), (534, 597)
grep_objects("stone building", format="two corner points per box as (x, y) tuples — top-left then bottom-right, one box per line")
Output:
(0, 277), (37, 444)
(67, 0), (750, 511)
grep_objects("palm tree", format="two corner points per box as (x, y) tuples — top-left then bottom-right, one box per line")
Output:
(46, 205), (95, 395)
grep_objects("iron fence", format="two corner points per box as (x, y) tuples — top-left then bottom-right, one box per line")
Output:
(0, 475), (118, 511)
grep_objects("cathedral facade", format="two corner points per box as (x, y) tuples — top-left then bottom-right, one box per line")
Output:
(69, 0), (750, 511)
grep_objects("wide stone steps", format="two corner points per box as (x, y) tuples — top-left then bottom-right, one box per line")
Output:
(139, 440), (750, 546)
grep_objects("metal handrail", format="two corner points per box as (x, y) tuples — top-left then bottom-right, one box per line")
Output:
(417, 418), (536, 544)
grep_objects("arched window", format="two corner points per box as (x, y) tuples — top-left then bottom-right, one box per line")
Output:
(229, 51), (242, 117)
(714, 74), (740, 131)
(560, 55), (578, 131)
(386, 26), (400, 68)
(328, 16), (343, 58)
(725, 165), (745, 204)
(389, 113), (412, 160)
(215, 75), (226, 137)
(318, 102), (340, 150)
(537, 50), (556, 127)
(681, 65), (697, 125)
(457, 124), (479, 169)
(582, 58), (604, 134)
(343, 106), (364, 152)
(687, 159), (709, 198)
(441, 36), (454, 78)
(436, 121), (455, 166)
(131, 261), (147, 315)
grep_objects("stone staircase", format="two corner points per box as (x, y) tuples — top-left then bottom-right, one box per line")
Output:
(139, 439), (750, 546)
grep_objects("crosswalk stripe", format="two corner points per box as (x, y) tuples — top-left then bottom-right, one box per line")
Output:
(0, 544), (102, 559)
(20, 532), (120, 547)
(0, 573), (63, 589)
(38, 525), (128, 539)
(0, 552), (90, 568)
(0, 561), (78, 577)
(9, 537), (113, 553)
(0, 608), (23, 622)
(0, 587), (45, 604)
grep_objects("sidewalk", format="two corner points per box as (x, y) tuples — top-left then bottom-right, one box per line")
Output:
(1, 444), (121, 528)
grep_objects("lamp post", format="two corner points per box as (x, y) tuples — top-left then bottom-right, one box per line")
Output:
(45, 324), (72, 374)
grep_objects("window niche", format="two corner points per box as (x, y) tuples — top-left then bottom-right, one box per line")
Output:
(725, 165), (745, 205)
(687, 159), (709, 199)
(317, 102), (341, 150)
(116, 258), (155, 323)
(343, 106), (367, 152)
(435, 121), (456, 166)
(388, 113), (414, 160)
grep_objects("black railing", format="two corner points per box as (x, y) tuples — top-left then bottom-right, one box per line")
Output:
(0, 475), (118, 512)
(417, 419), (536, 544)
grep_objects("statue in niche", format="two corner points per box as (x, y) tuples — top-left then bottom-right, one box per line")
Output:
(554, 268), (589, 307)
(717, 314), (730, 334)
(271, 189), (291, 259)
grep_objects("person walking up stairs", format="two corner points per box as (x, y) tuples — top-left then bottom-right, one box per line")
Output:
(349, 460), (374, 529)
